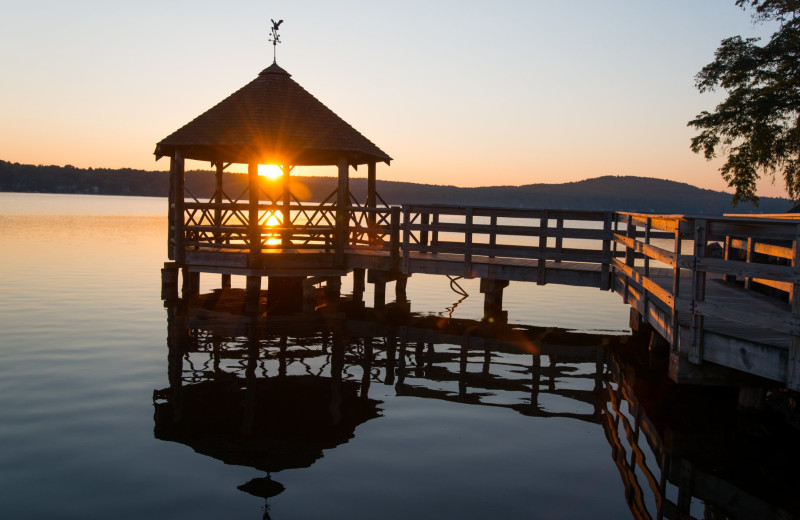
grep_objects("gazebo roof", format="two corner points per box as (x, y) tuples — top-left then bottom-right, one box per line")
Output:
(154, 63), (391, 166)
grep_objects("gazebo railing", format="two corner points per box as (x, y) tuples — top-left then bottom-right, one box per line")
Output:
(181, 201), (396, 253)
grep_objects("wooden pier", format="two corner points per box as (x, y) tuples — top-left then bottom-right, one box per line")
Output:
(162, 200), (800, 399)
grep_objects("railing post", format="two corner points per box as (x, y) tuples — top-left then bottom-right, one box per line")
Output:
(744, 236), (755, 290)
(537, 210), (548, 285)
(420, 212), (430, 252)
(464, 207), (474, 278)
(622, 215), (635, 303)
(624, 215), (636, 268)
(554, 217), (563, 263)
(391, 206), (401, 271)
(644, 217), (652, 278)
(788, 225), (800, 390)
(671, 223), (682, 349)
(723, 235), (735, 283)
(431, 213), (439, 248)
(600, 212), (612, 291)
(689, 219), (707, 364)
(489, 215), (498, 259)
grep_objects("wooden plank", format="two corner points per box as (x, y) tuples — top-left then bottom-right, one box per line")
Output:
(617, 212), (683, 233)
(676, 297), (796, 335)
(404, 222), (610, 240)
(404, 241), (606, 262)
(728, 238), (793, 260)
(612, 259), (675, 310)
(613, 234), (677, 267)
(405, 205), (610, 221)
(686, 257), (800, 283)
(705, 219), (800, 241)
(704, 330), (790, 383)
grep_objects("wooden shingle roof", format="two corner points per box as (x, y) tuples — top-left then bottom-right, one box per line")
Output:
(155, 63), (391, 166)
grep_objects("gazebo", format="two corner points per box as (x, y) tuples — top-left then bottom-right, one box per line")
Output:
(156, 59), (393, 312)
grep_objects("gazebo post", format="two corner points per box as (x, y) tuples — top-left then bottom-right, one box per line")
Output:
(246, 162), (261, 315)
(335, 157), (350, 266)
(215, 163), (231, 289)
(367, 161), (377, 244)
(367, 161), (376, 209)
(172, 151), (185, 265)
(281, 164), (292, 246)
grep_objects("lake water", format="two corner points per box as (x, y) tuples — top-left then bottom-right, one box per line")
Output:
(2, 192), (799, 519)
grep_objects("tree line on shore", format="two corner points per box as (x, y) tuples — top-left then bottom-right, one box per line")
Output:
(0, 159), (791, 214)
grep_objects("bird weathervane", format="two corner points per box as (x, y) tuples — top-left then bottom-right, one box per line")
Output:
(269, 19), (283, 64)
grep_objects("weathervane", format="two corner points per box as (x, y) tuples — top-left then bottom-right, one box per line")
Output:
(269, 19), (283, 64)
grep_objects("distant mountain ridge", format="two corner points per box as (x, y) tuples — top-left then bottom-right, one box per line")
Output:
(0, 160), (792, 214)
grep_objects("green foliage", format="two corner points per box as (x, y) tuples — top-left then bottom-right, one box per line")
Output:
(689, 0), (800, 205)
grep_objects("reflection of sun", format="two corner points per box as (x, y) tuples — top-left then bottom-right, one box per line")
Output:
(258, 164), (283, 180)
(264, 211), (282, 245)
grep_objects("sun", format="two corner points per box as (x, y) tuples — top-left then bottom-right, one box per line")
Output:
(258, 164), (283, 180)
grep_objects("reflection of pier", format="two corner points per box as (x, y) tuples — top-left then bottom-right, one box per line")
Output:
(154, 302), (800, 518)
(602, 345), (800, 520)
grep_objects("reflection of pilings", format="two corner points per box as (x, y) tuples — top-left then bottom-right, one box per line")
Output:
(459, 343), (468, 399)
(361, 338), (373, 400)
(278, 335), (287, 378)
(385, 334), (396, 386)
(594, 348), (604, 417)
(243, 321), (259, 436)
(397, 333), (407, 389)
(330, 331), (344, 424)
(530, 354), (541, 412)
(166, 306), (184, 421)
(414, 341), (425, 378)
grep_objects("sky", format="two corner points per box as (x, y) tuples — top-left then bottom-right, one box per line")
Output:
(0, 0), (786, 197)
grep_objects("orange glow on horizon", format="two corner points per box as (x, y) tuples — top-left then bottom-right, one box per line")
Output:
(258, 164), (283, 180)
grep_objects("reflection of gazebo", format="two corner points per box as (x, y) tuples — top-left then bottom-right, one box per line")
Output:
(156, 57), (392, 312)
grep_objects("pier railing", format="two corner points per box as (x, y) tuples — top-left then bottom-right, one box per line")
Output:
(400, 205), (615, 285)
(614, 212), (800, 388)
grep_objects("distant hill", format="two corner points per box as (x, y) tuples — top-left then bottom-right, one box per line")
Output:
(0, 160), (792, 214)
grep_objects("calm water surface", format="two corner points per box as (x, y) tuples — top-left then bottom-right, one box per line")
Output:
(1, 193), (798, 519)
